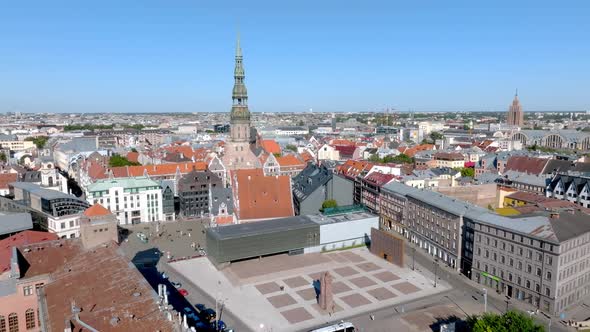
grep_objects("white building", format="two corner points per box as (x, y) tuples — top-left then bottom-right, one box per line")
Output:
(86, 177), (164, 224)
(305, 210), (379, 253)
(317, 144), (340, 161)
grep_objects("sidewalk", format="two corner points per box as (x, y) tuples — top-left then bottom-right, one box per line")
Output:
(403, 241), (565, 329)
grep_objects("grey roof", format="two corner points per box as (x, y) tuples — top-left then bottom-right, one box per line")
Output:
(474, 172), (500, 184)
(22, 171), (41, 182)
(0, 134), (17, 141)
(210, 187), (234, 215)
(10, 182), (76, 200)
(292, 164), (333, 201)
(548, 211), (590, 242)
(207, 215), (317, 240)
(57, 137), (98, 153)
(307, 210), (377, 225)
(501, 170), (551, 187)
(0, 212), (33, 236)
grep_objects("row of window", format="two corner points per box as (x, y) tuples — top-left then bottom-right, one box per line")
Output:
(0, 309), (36, 332)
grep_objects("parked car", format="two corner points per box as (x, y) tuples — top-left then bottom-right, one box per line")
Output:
(199, 308), (216, 322)
(195, 304), (207, 313)
(178, 288), (189, 296)
(171, 281), (181, 288)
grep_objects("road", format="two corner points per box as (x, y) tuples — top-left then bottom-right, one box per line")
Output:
(157, 261), (253, 332)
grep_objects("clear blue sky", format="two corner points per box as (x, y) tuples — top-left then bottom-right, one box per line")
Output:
(1, 1), (589, 113)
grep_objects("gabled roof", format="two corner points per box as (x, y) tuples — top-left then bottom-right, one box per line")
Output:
(292, 163), (333, 201)
(337, 160), (374, 179)
(109, 161), (207, 178)
(276, 155), (306, 168)
(504, 156), (550, 175)
(434, 152), (464, 160)
(83, 203), (111, 217)
(363, 172), (395, 187)
(260, 139), (281, 154)
(126, 151), (139, 163)
(232, 169), (294, 220)
(333, 145), (357, 158)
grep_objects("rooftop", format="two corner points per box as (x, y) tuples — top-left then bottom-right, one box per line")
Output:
(10, 182), (76, 200)
(0, 230), (58, 273)
(207, 215), (317, 241)
(0, 212), (33, 236)
(88, 176), (160, 192)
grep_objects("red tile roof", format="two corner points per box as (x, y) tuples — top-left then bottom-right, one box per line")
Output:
(126, 151), (139, 163)
(337, 160), (374, 179)
(364, 172), (396, 187)
(83, 203), (111, 217)
(0, 231), (58, 273)
(334, 145), (357, 158)
(300, 151), (314, 163)
(109, 161), (207, 178)
(434, 152), (464, 160)
(0, 173), (17, 189)
(276, 155), (306, 168)
(260, 139), (281, 154)
(232, 169), (294, 220)
(505, 156), (550, 175)
(19, 239), (176, 332)
(398, 144), (435, 158)
(330, 139), (355, 146)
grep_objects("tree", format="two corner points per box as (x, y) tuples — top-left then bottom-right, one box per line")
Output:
(0, 152), (6, 163)
(321, 199), (338, 211)
(109, 155), (141, 167)
(390, 153), (413, 164)
(130, 148), (138, 153)
(25, 136), (48, 149)
(459, 167), (475, 178)
(430, 131), (444, 141)
(467, 311), (545, 332)
(285, 144), (298, 152)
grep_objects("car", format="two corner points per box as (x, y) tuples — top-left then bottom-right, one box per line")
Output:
(178, 288), (189, 296)
(195, 304), (207, 313)
(183, 307), (193, 315)
(212, 320), (227, 331)
(199, 308), (216, 322)
(171, 281), (182, 288)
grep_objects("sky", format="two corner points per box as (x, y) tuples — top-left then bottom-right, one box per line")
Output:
(0, 1), (589, 113)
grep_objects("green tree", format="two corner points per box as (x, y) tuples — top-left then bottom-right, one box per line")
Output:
(368, 154), (382, 163)
(430, 131), (444, 141)
(459, 167), (475, 178)
(285, 144), (298, 152)
(0, 152), (6, 163)
(25, 136), (49, 149)
(467, 311), (545, 332)
(109, 155), (141, 167)
(321, 199), (338, 211)
(390, 153), (414, 164)
(130, 148), (138, 153)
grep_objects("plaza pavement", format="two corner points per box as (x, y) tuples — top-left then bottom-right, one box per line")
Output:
(170, 247), (449, 332)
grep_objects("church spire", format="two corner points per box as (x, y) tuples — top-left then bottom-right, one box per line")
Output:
(229, 32), (250, 141)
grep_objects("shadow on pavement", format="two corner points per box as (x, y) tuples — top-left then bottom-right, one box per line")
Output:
(429, 315), (468, 332)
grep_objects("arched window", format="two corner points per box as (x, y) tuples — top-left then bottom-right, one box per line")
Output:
(25, 309), (35, 329)
(8, 313), (18, 332)
(0, 315), (6, 332)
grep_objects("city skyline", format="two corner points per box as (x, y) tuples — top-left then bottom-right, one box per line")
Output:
(1, 1), (589, 113)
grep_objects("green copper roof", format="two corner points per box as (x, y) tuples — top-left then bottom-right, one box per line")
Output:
(88, 176), (160, 192)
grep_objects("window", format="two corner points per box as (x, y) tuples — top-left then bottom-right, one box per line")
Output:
(546, 271), (552, 281)
(60, 222), (65, 230)
(545, 287), (550, 297)
(0, 315), (5, 332)
(8, 313), (17, 332)
(518, 261), (523, 270)
(536, 268), (542, 277)
(526, 280), (531, 289)
(25, 309), (35, 329)
(527, 265), (532, 273)
(23, 285), (33, 296)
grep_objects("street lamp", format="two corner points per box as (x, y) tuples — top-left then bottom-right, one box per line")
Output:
(412, 247), (416, 271)
(434, 260), (439, 288)
(483, 288), (488, 313)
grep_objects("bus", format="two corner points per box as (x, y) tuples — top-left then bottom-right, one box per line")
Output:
(309, 321), (355, 332)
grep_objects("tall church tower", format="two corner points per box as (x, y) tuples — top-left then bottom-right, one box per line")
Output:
(222, 34), (260, 170)
(230, 35), (251, 142)
(506, 90), (524, 127)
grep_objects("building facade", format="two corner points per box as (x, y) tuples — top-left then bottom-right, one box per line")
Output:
(86, 177), (164, 224)
(506, 92), (524, 127)
(178, 170), (223, 218)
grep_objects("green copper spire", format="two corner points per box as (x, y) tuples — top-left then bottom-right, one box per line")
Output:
(230, 33), (249, 122)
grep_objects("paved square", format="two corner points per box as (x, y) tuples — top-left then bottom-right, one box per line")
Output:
(267, 293), (297, 308)
(326, 253), (348, 263)
(339, 251), (365, 263)
(373, 271), (401, 282)
(256, 282), (282, 295)
(333, 266), (359, 277)
(339, 293), (372, 308)
(296, 288), (317, 301)
(283, 276), (309, 289)
(349, 276), (377, 288)
(170, 247), (446, 332)
(280, 307), (314, 324)
(392, 281), (421, 294)
(332, 281), (353, 294)
(356, 262), (381, 272)
(367, 287), (397, 301)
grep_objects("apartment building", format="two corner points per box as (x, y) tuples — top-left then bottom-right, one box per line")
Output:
(380, 181), (590, 315)
(86, 177), (165, 224)
(546, 173), (590, 208)
(0, 140), (35, 151)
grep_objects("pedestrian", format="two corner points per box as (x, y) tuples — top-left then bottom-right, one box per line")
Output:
(370, 314), (375, 321)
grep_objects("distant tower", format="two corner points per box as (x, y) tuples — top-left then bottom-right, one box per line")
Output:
(506, 90), (524, 127)
(230, 34), (250, 142)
